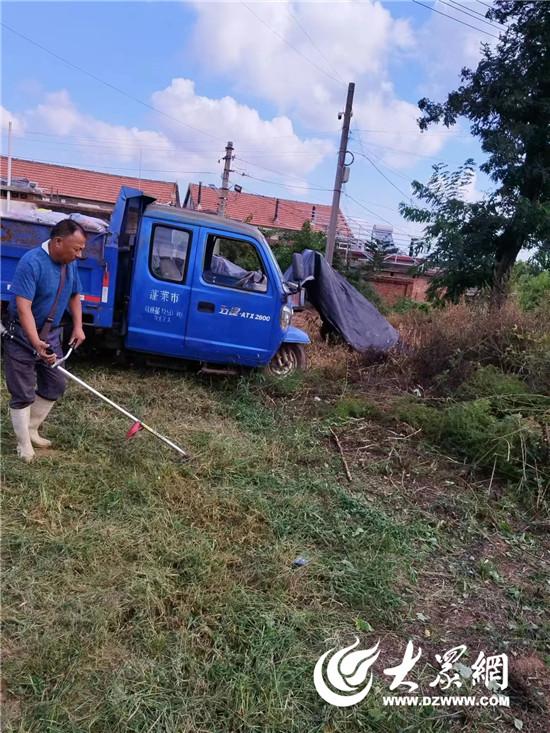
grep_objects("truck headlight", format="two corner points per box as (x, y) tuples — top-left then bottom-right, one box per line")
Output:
(280, 304), (293, 330)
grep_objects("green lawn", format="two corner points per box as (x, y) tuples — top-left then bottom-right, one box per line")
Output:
(2, 358), (548, 732)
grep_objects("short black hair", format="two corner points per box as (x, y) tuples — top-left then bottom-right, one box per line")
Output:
(50, 219), (87, 240)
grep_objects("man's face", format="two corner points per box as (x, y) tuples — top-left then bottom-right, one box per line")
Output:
(52, 230), (87, 264)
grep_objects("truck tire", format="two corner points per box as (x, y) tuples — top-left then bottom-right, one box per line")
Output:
(265, 343), (307, 378)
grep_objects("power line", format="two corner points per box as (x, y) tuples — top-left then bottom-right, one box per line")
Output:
(448, 0), (495, 23)
(439, 0), (502, 29)
(412, 0), (501, 39)
(352, 129), (451, 183)
(0, 153), (218, 175)
(353, 140), (446, 162)
(1, 22), (222, 142)
(353, 128), (470, 137)
(235, 154), (323, 185)
(241, 2), (343, 85)
(0, 135), (194, 154)
(353, 137), (429, 186)
(361, 149), (421, 184)
(235, 171), (333, 193)
(0, 130), (323, 157)
(1, 127), (331, 191)
(284, 6), (346, 85)
(232, 169), (412, 220)
(203, 185), (413, 243)
(353, 150), (412, 199)
(344, 193), (416, 238)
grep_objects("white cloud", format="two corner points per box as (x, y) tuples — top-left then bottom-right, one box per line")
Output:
(150, 78), (332, 181)
(6, 85), (331, 191)
(189, 0), (450, 169)
(352, 89), (457, 168)
(416, 0), (501, 98)
(463, 169), (485, 203)
(1, 105), (26, 136)
(190, 1), (414, 127)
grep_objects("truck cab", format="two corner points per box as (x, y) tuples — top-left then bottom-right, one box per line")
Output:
(1, 188), (309, 376)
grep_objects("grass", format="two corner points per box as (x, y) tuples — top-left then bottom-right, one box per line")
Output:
(2, 340), (549, 732)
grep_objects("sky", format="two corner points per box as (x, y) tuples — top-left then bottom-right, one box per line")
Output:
(1, 0), (504, 251)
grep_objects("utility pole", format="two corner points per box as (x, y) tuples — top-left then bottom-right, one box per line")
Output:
(218, 141), (234, 216)
(326, 82), (355, 265)
(137, 148), (142, 189)
(6, 120), (13, 212)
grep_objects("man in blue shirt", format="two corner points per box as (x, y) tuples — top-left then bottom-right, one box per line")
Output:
(5, 219), (87, 461)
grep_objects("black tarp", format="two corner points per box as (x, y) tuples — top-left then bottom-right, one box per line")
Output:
(286, 250), (399, 353)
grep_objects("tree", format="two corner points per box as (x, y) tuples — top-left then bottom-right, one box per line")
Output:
(363, 235), (399, 275)
(269, 220), (326, 273)
(512, 261), (550, 310)
(401, 159), (505, 301)
(528, 240), (550, 273)
(409, 0), (550, 303)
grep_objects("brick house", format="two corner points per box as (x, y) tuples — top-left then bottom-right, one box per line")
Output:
(183, 183), (350, 237)
(0, 156), (179, 216)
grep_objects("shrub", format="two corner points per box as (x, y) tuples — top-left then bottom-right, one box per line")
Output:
(392, 297), (431, 314)
(515, 270), (550, 311)
(396, 395), (549, 508)
(457, 365), (527, 400)
(391, 302), (550, 394)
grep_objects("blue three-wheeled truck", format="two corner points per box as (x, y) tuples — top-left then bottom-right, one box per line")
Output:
(1, 187), (310, 376)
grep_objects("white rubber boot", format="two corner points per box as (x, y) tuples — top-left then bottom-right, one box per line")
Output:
(10, 406), (35, 462)
(29, 396), (55, 448)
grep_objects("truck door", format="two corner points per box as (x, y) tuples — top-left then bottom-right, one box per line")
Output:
(125, 218), (195, 357)
(185, 229), (279, 366)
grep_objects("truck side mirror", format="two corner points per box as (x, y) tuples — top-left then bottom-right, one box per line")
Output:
(291, 252), (304, 283)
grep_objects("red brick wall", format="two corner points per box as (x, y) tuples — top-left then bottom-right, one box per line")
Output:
(370, 274), (431, 304)
(410, 276), (431, 302)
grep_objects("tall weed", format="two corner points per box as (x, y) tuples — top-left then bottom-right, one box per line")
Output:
(389, 301), (549, 394)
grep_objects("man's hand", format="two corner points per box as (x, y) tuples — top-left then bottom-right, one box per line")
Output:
(69, 326), (86, 349)
(32, 339), (57, 365)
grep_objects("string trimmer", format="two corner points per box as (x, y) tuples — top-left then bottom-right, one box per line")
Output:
(1, 322), (188, 458)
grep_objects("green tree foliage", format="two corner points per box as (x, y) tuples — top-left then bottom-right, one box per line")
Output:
(400, 159), (503, 301)
(404, 1), (550, 303)
(335, 237), (396, 311)
(270, 221), (386, 310)
(512, 263), (550, 310)
(528, 240), (550, 273)
(269, 220), (326, 273)
(363, 236), (399, 275)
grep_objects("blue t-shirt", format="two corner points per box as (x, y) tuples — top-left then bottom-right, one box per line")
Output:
(8, 243), (83, 328)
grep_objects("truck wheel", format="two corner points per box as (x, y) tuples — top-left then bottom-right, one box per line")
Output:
(265, 343), (306, 378)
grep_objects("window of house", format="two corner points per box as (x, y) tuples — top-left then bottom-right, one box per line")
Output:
(203, 235), (268, 293)
(150, 225), (190, 283)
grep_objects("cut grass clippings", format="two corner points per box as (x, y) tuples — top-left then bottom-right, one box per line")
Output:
(2, 346), (549, 732)
(2, 363), (436, 733)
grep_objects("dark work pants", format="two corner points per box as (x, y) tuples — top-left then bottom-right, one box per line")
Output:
(4, 325), (67, 409)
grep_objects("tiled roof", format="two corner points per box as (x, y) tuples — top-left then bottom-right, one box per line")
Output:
(185, 183), (350, 234)
(0, 156), (179, 205)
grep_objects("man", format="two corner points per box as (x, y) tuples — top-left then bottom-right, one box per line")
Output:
(4, 219), (87, 461)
